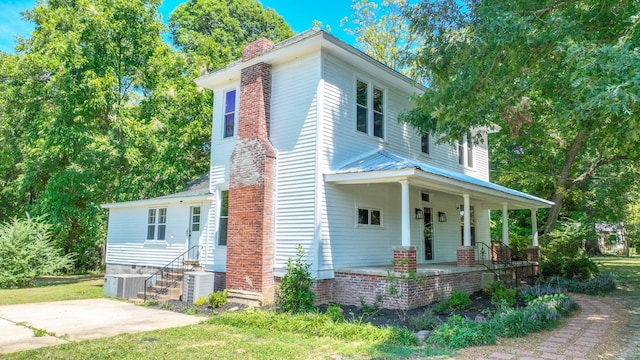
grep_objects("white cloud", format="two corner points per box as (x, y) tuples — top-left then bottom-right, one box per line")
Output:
(0, 1), (36, 53)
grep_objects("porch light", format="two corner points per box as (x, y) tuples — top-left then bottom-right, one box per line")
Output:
(415, 208), (424, 219)
(438, 211), (447, 222)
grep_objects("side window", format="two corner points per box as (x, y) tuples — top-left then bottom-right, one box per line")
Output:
(218, 190), (229, 246)
(356, 80), (368, 134)
(421, 133), (430, 154)
(373, 87), (384, 138)
(357, 207), (382, 226)
(223, 90), (236, 138)
(147, 208), (167, 241)
(355, 79), (385, 139)
(458, 136), (474, 168)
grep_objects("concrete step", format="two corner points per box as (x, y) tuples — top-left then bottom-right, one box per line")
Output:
(226, 290), (263, 307)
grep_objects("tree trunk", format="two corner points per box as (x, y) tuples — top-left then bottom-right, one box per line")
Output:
(544, 130), (586, 235)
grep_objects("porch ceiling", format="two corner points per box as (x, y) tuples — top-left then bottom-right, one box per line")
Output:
(325, 150), (553, 210)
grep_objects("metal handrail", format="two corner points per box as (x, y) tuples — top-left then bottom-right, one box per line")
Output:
(476, 242), (538, 288)
(144, 246), (199, 301)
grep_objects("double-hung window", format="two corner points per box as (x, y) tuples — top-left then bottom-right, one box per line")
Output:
(223, 89), (236, 138)
(458, 136), (474, 168)
(356, 79), (384, 139)
(421, 133), (430, 155)
(218, 190), (229, 246)
(147, 208), (167, 241)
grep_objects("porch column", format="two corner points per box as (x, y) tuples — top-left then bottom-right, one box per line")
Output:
(463, 194), (471, 246)
(400, 180), (410, 247)
(502, 202), (509, 246)
(457, 193), (475, 267)
(531, 208), (539, 246)
(527, 208), (541, 262)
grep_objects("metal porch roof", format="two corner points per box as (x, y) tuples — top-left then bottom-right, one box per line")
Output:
(328, 151), (553, 208)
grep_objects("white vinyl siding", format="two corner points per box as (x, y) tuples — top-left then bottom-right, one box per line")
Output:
(269, 52), (321, 271)
(105, 202), (213, 269)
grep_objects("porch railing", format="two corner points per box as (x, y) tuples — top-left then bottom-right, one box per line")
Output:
(476, 243), (538, 288)
(143, 246), (199, 301)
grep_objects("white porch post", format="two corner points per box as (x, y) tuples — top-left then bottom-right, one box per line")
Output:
(400, 180), (410, 247)
(502, 202), (509, 246)
(463, 194), (471, 247)
(531, 208), (539, 247)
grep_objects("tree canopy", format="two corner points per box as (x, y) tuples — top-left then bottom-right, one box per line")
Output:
(402, 0), (640, 236)
(0, 0), (293, 272)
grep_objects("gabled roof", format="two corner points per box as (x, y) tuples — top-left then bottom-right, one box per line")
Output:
(194, 28), (425, 94)
(101, 173), (213, 209)
(326, 151), (553, 210)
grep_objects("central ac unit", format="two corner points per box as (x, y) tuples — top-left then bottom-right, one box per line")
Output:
(104, 274), (149, 299)
(183, 272), (215, 304)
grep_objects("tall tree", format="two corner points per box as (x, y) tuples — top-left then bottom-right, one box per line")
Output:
(169, 0), (294, 71)
(341, 0), (423, 80)
(402, 0), (640, 235)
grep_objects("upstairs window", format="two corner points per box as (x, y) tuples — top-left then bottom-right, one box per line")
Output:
(356, 80), (368, 134)
(147, 208), (167, 241)
(421, 133), (430, 154)
(223, 90), (236, 138)
(458, 136), (474, 168)
(218, 190), (229, 246)
(355, 79), (384, 139)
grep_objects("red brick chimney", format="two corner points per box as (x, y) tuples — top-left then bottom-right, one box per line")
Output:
(226, 38), (276, 304)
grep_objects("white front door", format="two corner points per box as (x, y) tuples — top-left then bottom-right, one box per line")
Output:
(188, 206), (201, 260)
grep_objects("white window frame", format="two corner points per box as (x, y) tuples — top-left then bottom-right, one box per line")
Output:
(458, 136), (474, 168)
(146, 207), (167, 242)
(355, 78), (385, 140)
(355, 205), (383, 228)
(222, 88), (237, 139)
(218, 190), (229, 247)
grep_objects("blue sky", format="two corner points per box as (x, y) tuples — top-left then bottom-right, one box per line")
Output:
(0, 0), (356, 53)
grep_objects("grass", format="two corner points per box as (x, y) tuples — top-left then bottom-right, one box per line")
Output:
(3, 312), (448, 360)
(0, 276), (104, 305)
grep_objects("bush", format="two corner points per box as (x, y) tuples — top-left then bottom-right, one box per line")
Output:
(519, 280), (567, 304)
(0, 216), (74, 288)
(208, 290), (228, 308)
(426, 314), (496, 349)
(325, 303), (344, 322)
(276, 245), (316, 314)
(556, 273), (616, 295)
(449, 291), (472, 310)
(562, 257), (599, 280)
(194, 296), (207, 306)
(431, 299), (451, 315)
(409, 309), (439, 331)
(485, 282), (517, 307)
(492, 294), (577, 338)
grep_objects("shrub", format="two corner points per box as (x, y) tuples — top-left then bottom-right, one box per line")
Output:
(449, 291), (472, 310)
(325, 303), (344, 322)
(519, 279), (567, 304)
(0, 216), (74, 288)
(194, 296), (207, 306)
(492, 294), (577, 338)
(208, 290), (228, 308)
(276, 245), (316, 314)
(358, 295), (382, 316)
(426, 314), (496, 349)
(556, 273), (616, 295)
(562, 257), (599, 280)
(409, 308), (439, 331)
(488, 283), (517, 307)
(431, 299), (451, 315)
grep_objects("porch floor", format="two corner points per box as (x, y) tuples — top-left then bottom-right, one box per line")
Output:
(335, 262), (488, 277)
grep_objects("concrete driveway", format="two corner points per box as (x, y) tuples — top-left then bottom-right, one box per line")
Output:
(0, 299), (203, 354)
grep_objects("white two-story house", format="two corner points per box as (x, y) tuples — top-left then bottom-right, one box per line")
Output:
(103, 29), (552, 309)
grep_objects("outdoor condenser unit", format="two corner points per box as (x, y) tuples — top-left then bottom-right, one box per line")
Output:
(103, 274), (149, 299)
(182, 272), (215, 304)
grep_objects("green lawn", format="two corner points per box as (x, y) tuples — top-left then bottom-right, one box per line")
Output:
(0, 276), (104, 305)
(4, 258), (640, 359)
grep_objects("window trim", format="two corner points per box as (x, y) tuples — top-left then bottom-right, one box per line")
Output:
(146, 207), (167, 242)
(218, 190), (229, 247)
(457, 136), (474, 168)
(355, 205), (383, 228)
(354, 78), (385, 140)
(222, 88), (237, 139)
